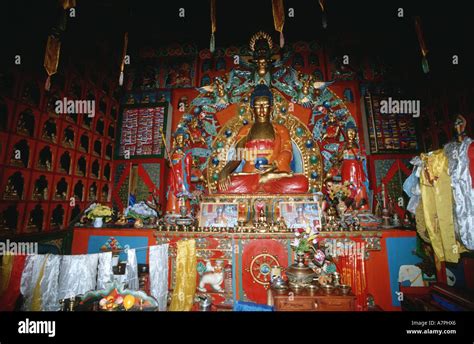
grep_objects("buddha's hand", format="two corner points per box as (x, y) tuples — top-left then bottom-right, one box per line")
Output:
(257, 164), (277, 175)
(217, 169), (232, 192)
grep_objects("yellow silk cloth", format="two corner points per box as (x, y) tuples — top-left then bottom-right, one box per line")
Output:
(169, 240), (197, 311)
(420, 150), (466, 264)
(0, 254), (14, 295)
(415, 202), (431, 244)
(31, 254), (50, 311)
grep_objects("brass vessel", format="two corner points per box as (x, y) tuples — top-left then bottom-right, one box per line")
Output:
(285, 253), (316, 289)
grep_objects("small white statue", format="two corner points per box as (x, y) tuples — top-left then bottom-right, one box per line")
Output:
(198, 260), (224, 293)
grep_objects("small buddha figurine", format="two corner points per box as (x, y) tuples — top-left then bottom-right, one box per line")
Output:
(63, 128), (75, 147)
(38, 150), (52, 171)
(187, 118), (207, 147)
(33, 177), (48, 201)
(89, 186), (97, 201)
(325, 206), (339, 231)
(403, 213), (413, 228)
(55, 189), (67, 201)
(321, 112), (341, 142)
(258, 208), (267, 222)
(17, 111), (33, 136)
(215, 77), (227, 98)
(248, 31), (274, 85)
(42, 120), (57, 142)
(4, 179), (18, 199)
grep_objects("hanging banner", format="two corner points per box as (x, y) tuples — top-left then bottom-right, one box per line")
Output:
(43, 35), (61, 91)
(272, 0), (285, 48)
(119, 32), (129, 86)
(414, 16), (429, 74)
(210, 0), (216, 53)
(60, 0), (76, 10)
(319, 0), (327, 28)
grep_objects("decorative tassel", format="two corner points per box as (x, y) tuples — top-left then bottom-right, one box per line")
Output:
(119, 32), (129, 87)
(319, 0), (327, 29)
(210, 0), (216, 53)
(45, 75), (51, 91)
(43, 35), (61, 91)
(422, 56), (430, 74)
(210, 32), (215, 53)
(414, 17), (429, 74)
(272, 0), (285, 48)
(119, 71), (124, 86)
(60, 0), (76, 10)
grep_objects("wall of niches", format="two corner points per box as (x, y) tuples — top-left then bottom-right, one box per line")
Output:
(0, 65), (120, 235)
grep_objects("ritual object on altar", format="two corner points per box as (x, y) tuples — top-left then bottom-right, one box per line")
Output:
(71, 283), (159, 311)
(124, 201), (158, 228)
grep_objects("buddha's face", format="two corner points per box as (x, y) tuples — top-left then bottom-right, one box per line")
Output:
(253, 96), (272, 123)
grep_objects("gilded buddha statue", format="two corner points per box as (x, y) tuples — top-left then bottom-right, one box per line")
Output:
(217, 84), (308, 194)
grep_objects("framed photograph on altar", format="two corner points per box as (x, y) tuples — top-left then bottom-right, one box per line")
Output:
(199, 202), (238, 228)
(278, 201), (322, 230)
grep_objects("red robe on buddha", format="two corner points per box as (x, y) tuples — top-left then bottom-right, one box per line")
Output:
(219, 124), (308, 194)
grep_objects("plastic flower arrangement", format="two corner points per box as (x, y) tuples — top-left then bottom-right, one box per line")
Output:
(290, 226), (319, 255)
(124, 201), (157, 220)
(85, 203), (113, 222)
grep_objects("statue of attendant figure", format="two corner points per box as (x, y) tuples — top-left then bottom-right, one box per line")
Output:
(337, 123), (368, 209)
(217, 85), (308, 194)
(187, 118), (207, 149)
(321, 112), (341, 142)
(165, 129), (193, 215)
